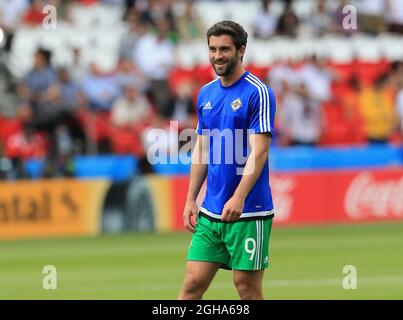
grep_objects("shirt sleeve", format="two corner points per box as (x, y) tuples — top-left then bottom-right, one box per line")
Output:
(196, 90), (207, 135)
(248, 84), (276, 135)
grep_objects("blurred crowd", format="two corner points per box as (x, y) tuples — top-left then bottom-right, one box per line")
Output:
(251, 0), (403, 38)
(270, 55), (403, 146)
(0, 0), (402, 180)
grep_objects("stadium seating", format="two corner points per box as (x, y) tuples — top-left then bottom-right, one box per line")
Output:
(0, 117), (22, 143)
(8, 0), (403, 75)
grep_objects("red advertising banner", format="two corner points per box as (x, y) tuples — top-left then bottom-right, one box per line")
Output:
(271, 169), (403, 225)
(161, 168), (403, 230)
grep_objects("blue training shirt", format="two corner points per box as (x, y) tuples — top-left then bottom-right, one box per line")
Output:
(196, 71), (276, 221)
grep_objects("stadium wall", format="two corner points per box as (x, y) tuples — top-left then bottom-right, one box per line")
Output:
(0, 168), (402, 240)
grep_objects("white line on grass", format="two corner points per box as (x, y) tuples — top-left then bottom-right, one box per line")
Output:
(2, 275), (403, 297)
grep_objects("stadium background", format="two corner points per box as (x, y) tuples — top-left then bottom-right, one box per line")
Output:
(0, 0), (402, 299)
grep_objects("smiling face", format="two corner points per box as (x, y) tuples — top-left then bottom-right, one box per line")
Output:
(208, 34), (245, 77)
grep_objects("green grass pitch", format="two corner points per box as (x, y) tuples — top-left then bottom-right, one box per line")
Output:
(1, 221), (403, 299)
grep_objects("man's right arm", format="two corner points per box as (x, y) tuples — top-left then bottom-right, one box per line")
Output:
(183, 134), (209, 232)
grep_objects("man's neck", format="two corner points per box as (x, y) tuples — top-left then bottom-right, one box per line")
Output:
(220, 66), (246, 87)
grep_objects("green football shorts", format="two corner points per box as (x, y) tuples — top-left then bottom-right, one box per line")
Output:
(187, 213), (273, 270)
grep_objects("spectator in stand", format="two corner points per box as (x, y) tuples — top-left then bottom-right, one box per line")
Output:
(339, 76), (365, 143)
(175, 0), (205, 43)
(4, 106), (47, 179)
(18, 48), (58, 126)
(170, 81), (196, 130)
(41, 122), (76, 178)
(131, 0), (177, 42)
(133, 17), (175, 118)
(356, 0), (387, 35)
(111, 83), (154, 129)
(53, 67), (87, 153)
(80, 62), (120, 111)
(37, 67), (82, 178)
(123, 1), (138, 22)
(56, 67), (86, 113)
(0, 0), (29, 52)
(119, 15), (144, 60)
(69, 47), (87, 84)
(131, 0), (154, 26)
(281, 77), (323, 146)
(110, 83), (158, 164)
(149, 0), (177, 42)
(252, 0), (277, 40)
(276, 0), (299, 38)
(5, 106), (46, 161)
(5, 123), (47, 177)
(297, 55), (335, 103)
(385, 0), (403, 34)
(266, 58), (295, 140)
(309, 0), (333, 37)
(124, 0), (137, 12)
(114, 57), (147, 92)
(358, 74), (398, 144)
(267, 58), (295, 96)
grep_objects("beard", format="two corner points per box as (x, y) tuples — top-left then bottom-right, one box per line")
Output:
(211, 53), (238, 77)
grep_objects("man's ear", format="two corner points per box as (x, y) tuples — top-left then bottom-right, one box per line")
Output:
(239, 46), (246, 60)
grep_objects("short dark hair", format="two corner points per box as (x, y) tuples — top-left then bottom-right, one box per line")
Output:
(37, 48), (52, 65)
(206, 20), (248, 50)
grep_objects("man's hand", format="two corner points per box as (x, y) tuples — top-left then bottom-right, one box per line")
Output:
(222, 196), (245, 222)
(183, 200), (199, 233)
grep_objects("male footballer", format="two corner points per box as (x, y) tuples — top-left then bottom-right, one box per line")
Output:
(178, 20), (276, 300)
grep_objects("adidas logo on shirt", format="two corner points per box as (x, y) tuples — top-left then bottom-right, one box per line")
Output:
(202, 101), (212, 110)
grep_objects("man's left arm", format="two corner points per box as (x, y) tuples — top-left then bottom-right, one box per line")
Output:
(221, 133), (271, 222)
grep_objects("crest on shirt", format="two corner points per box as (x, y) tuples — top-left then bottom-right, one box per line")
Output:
(231, 98), (242, 111)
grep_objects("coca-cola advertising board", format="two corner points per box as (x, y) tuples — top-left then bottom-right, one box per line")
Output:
(271, 168), (403, 225)
(148, 168), (403, 231)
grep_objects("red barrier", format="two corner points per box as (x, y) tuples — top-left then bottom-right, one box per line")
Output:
(166, 168), (403, 230)
(271, 169), (403, 225)
(171, 176), (189, 230)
